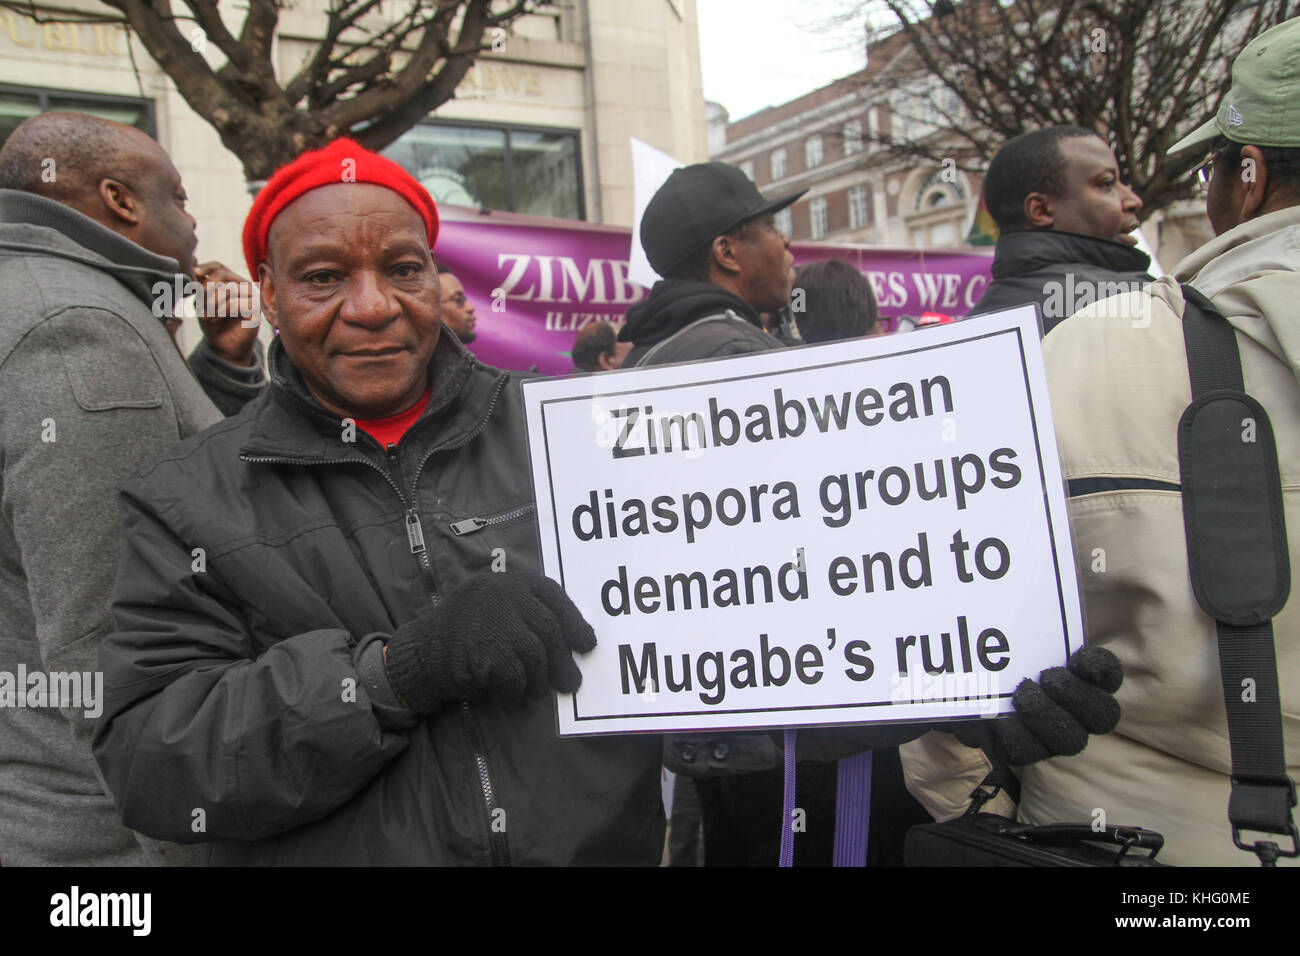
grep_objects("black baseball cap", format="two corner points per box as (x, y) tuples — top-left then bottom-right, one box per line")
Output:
(640, 162), (807, 277)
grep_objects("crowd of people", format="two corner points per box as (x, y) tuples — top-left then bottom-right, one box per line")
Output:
(0, 18), (1296, 868)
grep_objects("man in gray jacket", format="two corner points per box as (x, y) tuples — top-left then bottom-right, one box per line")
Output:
(0, 112), (264, 865)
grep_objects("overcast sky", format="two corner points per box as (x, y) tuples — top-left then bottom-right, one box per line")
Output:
(696, 0), (873, 121)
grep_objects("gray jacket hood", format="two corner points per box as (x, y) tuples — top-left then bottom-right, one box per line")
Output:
(0, 188), (180, 305)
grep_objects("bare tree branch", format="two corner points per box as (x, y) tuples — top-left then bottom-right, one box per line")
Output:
(284, 0), (386, 104)
(83, 0), (532, 180)
(844, 0), (1297, 219)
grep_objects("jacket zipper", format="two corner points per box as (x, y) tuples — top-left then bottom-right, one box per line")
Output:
(407, 375), (513, 866)
(239, 371), (516, 866)
(385, 444), (442, 602)
(450, 502), (537, 536)
(460, 701), (511, 866)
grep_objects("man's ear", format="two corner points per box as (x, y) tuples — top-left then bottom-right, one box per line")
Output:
(1237, 145), (1269, 222)
(597, 350), (617, 371)
(710, 233), (742, 278)
(1023, 192), (1054, 228)
(257, 261), (279, 331)
(96, 178), (141, 227)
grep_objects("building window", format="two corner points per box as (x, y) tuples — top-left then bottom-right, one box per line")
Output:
(843, 120), (863, 156)
(891, 78), (953, 144)
(738, 159), (754, 181)
(848, 184), (870, 229)
(810, 197), (828, 239)
(914, 220), (960, 248)
(805, 134), (823, 168)
(775, 206), (793, 237)
(386, 119), (584, 220)
(889, 90), (914, 142)
(867, 107), (879, 140)
(0, 83), (154, 148)
(939, 87), (963, 122)
(771, 148), (787, 180)
(914, 166), (967, 211)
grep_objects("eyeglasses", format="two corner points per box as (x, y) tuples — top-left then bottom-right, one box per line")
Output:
(1192, 151), (1220, 195)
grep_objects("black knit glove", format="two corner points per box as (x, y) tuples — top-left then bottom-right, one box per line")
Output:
(951, 645), (1123, 766)
(383, 570), (597, 714)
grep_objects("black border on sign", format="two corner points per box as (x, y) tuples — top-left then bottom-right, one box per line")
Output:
(526, 323), (1071, 730)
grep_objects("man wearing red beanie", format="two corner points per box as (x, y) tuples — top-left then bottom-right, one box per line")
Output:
(93, 139), (664, 865)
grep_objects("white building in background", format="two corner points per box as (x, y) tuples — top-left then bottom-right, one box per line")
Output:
(0, 1), (708, 287)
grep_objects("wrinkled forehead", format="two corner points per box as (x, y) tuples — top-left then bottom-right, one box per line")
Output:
(265, 182), (430, 266)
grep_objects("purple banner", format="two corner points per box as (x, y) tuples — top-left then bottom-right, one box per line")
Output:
(434, 209), (993, 376)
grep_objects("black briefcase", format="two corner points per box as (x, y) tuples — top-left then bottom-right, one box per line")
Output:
(905, 812), (1167, 867)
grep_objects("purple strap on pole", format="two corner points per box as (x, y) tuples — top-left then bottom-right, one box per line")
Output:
(779, 728), (797, 867)
(833, 750), (873, 867)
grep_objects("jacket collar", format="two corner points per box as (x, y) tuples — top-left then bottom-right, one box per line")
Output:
(1173, 203), (1300, 378)
(241, 331), (504, 462)
(1176, 203), (1300, 295)
(991, 228), (1152, 279)
(0, 189), (181, 305)
(620, 278), (763, 347)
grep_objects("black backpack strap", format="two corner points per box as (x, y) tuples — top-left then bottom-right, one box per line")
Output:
(1178, 283), (1297, 865)
(625, 311), (742, 368)
(965, 760), (1021, 816)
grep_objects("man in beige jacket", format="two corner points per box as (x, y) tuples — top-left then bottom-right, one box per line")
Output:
(903, 18), (1300, 866)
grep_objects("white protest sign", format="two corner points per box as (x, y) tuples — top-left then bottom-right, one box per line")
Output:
(522, 306), (1084, 735)
(628, 138), (683, 289)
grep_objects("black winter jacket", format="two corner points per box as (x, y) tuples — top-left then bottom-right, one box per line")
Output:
(619, 278), (782, 367)
(967, 229), (1153, 335)
(92, 333), (665, 865)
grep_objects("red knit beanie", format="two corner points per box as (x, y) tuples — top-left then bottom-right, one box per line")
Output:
(242, 137), (439, 276)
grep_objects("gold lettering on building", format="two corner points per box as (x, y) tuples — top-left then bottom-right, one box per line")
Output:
(0, 14), (126, 56)
(499, 66), (522, 93)
(42, 21), (80, 51)
(457, 63), (544, 98)
(5, 11), (34, 47)
(93, 23), (127, 56)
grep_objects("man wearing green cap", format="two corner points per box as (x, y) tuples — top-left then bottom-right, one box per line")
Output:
(906, 18), (1300, 865)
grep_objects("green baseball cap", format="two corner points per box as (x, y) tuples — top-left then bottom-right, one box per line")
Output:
(1168, 17), (1300, 155)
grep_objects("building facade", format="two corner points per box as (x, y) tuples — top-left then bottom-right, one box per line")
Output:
(710, 32), (983, 253)
(0, 1), (708, 288)
(709, 28), (1212, 269)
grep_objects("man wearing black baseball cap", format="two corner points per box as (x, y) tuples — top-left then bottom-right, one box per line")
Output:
(626, 161), (812, 865)
(619, 161), (806, 367)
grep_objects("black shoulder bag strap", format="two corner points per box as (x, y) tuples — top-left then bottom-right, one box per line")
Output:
(626, 311), (741, 369)
(1177, 283), (1297, 865)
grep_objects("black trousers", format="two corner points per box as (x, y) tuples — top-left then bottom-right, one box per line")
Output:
(694, 747), (932, 867)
